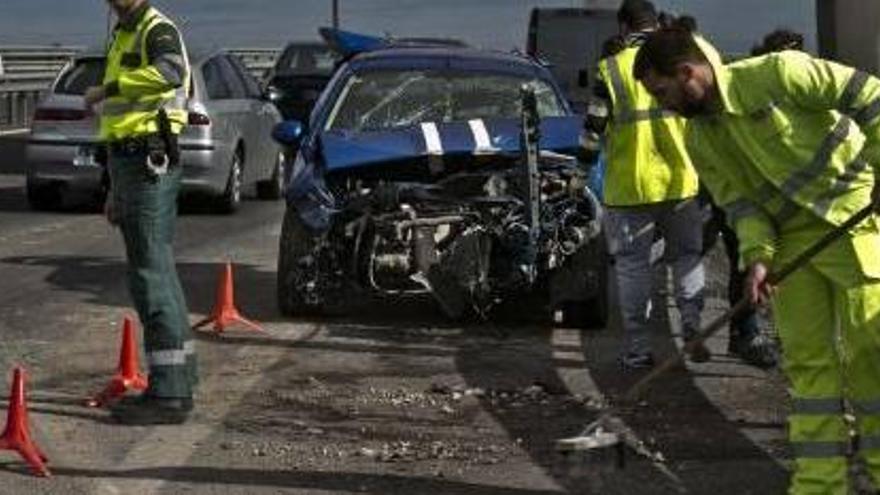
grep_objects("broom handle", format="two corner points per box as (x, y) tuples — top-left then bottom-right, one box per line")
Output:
(620, 204), (875, 403)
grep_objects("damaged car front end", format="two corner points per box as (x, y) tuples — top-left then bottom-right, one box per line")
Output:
(274, 45), (606, 327)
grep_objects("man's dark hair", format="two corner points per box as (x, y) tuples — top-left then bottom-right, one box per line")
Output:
(617, 0), (658, 30)
(751, 28), (804, 56)
(674, 15), (698, 32)
(633, 27), (709, 80)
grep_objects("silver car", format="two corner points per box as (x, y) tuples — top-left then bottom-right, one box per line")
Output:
(26, 49), (284, 213)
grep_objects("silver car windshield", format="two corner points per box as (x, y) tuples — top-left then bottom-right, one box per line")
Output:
(325, 70), (564, 132)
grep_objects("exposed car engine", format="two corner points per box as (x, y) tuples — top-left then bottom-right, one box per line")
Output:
(277, 88), (606, 325)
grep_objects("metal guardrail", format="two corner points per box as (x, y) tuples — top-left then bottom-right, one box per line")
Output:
(0, 46), (84, 132)
(0, 45), (280, 132)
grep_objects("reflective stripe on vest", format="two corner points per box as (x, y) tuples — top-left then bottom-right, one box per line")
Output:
(854, 98), (880, 127)
(840, 69), (880, 126)
(722, 198), (760, 225)
(791, 440), (848, 458)
(780, 116), (852, 198)
(853, 399), (880, 415)
(812, 155), (870, 218)
(791, 397), (844, 415)
(606, 55), (671, 124)
(839, 71), (869, 113)
(862, 436), (880, 451)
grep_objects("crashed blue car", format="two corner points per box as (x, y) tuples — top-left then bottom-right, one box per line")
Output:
(273, 31), (606, 327)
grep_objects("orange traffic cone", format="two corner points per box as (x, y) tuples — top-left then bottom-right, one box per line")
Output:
(193, 262), (265, 334)
(87, 316), (148, 408)
(0, 367), (50, 477)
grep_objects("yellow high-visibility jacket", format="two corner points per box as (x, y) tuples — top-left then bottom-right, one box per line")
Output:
(688, 37), (880, 274)
(100, 6), (190, 141)
(598, 43), (700, 206)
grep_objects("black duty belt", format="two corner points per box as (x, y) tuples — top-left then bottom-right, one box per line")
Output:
(108, 134), (158, 156)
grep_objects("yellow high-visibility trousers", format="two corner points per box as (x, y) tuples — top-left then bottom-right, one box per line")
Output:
(773, 232), (880, 495)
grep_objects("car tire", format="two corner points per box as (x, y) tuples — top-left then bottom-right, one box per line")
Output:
(26, 179), (62, 211)
(277, 206), (322, 317)
(256, 151), (284, 200)
(216, 150), (243, 214)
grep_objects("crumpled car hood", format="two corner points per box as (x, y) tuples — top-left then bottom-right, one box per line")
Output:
(320, 116), (582, 173)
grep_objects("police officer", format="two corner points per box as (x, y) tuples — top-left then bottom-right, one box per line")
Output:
(85, 0), (196, 425)
(635, 29), (880, 494)
(581, 0), (707, 370)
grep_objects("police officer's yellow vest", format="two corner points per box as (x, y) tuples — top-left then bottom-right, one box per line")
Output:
(598, 45), (699, 206)
(100, 7), (190, 141)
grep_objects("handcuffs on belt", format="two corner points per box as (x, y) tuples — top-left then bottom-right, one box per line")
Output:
(146, 146), (170, 178)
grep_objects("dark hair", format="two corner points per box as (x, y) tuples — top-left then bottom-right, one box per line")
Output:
(617, 0), (657, 29)
(751, 28), (804, 56)
(674, 15), (698, 32)
(633, 27), (709, 79)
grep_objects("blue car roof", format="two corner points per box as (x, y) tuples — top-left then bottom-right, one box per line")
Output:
(345, 47), (552, 80)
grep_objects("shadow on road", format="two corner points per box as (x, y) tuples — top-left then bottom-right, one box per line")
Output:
(0, 255), (283, 324)
(37, 466), (561, 495)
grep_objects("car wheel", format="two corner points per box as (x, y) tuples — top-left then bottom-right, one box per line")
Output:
(216, 150), (243, 214)
(256, 151), (284, 200)
(26, 178), (62, 211)
(277, 206), (322, 317)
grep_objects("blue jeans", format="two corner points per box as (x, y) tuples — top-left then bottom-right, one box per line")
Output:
(605, 198), (705, 356)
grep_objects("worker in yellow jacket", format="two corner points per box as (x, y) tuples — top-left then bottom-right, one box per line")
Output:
(635, 28), (880, 494)
(581, 0), (708, 370)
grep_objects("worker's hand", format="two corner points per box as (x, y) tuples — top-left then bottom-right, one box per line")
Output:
(745, 261), (774, 306)
(84, 85), (107, 107)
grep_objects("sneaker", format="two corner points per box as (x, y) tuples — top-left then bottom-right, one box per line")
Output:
(618, 352), (655, 371)
(110, 394), (193, 425)
(729, 334), (778, 369)
(683, 327), (711, 363)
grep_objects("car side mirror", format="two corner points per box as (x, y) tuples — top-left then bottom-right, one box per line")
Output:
(577, 69), (589, 88)
(272, 120), (305, 147)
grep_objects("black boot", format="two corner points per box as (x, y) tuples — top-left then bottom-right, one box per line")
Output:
(110, 394), (193, 425)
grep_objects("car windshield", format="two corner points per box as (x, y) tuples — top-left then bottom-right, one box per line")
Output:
(325, 69), (565, 132)
(277, 45), (338, 75)
(55, 58), (106, 95)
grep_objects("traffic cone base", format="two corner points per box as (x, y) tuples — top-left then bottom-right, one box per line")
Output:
(87, 316), (148, 408)
(193, 262), (265, 334)
(0, 367), (51, 477)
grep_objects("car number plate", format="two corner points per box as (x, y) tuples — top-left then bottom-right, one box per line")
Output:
(73, 145), (99, 168)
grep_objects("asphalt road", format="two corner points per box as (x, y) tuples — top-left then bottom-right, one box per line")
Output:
(0, 162), (818, 494)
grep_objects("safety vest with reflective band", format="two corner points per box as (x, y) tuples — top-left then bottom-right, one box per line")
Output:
(597, 44), (700, 206)
(100, 7), (190, 141)
(684, 37), (880, 270)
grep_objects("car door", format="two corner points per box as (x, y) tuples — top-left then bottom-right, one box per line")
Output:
(200, 55), (241, 184)
(215, 54), (261, 186)
(227, 55), (277, 181)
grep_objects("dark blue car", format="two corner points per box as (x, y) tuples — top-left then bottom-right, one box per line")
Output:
(273, 35), (606, 327)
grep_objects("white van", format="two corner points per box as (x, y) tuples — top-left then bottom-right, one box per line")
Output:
(527, 8), (618, 112)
